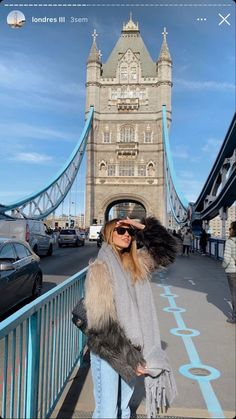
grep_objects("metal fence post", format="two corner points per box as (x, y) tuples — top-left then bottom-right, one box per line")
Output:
(25, 311), (41, 419)
(215, 242), (219, 259)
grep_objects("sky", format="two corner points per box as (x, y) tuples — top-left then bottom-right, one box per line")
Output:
(0, 0), (235, 217)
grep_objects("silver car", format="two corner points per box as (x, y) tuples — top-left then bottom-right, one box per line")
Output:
(58, 229), (85, 247)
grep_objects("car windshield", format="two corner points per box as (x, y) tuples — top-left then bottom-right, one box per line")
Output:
(60, 229), (76, 235)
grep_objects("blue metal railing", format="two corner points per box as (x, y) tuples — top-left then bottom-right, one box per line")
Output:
(193, 237), (225, 260)
(0, 268), (87, 419)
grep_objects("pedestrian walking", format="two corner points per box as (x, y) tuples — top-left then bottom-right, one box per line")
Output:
(172, 229), (183, 255)
(182, 229), (193, 256)
(190, 231), (195, 253)
(200, 229), (208, 255)
(222, 221), (236, 324)
(84, 216), (177, 419)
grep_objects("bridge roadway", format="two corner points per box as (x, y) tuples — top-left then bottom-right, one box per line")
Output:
(50, 251), (235, 419)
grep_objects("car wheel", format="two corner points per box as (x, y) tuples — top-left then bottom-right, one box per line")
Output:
(32, 273), (42, 298)
(75, 240), (79, 247)
(47, 244), (53, 256)
(58, 243), (62, 248)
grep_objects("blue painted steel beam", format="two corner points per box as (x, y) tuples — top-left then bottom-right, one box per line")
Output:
(162, 105), (189, 210)
(197, 165), (236, 220)
(162, 105), (189, 225)
(194, 112), (236, 213)
(0, 106), (94, 218)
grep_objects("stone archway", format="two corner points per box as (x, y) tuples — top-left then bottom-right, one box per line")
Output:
(104, 198), (146, 222)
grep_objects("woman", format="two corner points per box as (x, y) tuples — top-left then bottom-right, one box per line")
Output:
(85, 216), (177, 418)
(182, 229), (193, 256)
(223, 221), (236, 324)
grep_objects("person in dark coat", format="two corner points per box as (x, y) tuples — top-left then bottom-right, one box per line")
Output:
(200, 229), (208, 255)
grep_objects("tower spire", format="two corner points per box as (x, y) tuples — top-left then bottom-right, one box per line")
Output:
(162, 27), (168, 42)
(157, 27), (172, 63)
(92, 29), (98, 43)
(87, 29), (101, 64)
(122, 13), (139, 32)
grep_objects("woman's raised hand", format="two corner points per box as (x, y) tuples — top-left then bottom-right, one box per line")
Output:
(116, 217), (145, 231)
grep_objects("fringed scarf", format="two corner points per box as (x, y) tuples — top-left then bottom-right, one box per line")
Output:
(98, 243), (177, 417)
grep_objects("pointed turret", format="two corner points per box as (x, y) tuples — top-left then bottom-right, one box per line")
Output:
(156, 28), (172, 119)
(87, 29), (101, 64)
(157, 27), (172, 63)
(86, 29), (102, 114)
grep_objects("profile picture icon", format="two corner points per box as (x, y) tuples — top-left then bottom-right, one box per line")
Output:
(7, 10), (26, 28)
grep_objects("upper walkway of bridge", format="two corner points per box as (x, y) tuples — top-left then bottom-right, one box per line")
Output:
(51, 252), (235, 419)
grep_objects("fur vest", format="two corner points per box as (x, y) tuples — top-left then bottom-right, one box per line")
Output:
(85, 217), (177, 383)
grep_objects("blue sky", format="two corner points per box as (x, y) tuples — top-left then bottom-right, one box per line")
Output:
(0, 0), (235, 216)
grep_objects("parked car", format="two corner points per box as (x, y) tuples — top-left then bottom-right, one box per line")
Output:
(58, 229), (85, 247)
(0, 218), (54, 256)
(0, 238), (43, 317)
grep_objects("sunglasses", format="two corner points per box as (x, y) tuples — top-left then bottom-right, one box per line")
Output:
(114, 226), (135, 237)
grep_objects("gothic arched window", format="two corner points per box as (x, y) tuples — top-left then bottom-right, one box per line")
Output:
(99, 161), (107, 176)
(144, 125), (152, 143)
(147, 162), (155, 177)
(111, 89), (117, 100)
(107, 164), (116, 176)
(99, 162), (106, 169)
(138, 164), (146, 176)
(119, 162), (135, 177)
(144, 131), (152, 143)
(103, 132), (110, 143)
(130, 65), (138, 81)
(120, 66), (128, 81)
(120, 125), (135, 143)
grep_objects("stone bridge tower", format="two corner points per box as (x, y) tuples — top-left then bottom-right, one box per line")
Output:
(85, 17), (172, 226)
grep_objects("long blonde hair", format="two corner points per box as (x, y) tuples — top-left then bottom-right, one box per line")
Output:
(103, 219), (148, 282)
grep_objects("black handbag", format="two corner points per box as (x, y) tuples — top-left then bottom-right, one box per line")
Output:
(72, 297), (88, 334)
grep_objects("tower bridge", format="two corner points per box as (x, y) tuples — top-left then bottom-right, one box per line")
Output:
(85, 18), (173, 226)
(0, 16), (235, 234)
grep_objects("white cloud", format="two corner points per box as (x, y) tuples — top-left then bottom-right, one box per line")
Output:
(180, 181), (203, 202)
(177, 171), (204, 202)
(172, 149), (189, 159)
(174, 78), (235, 92)
(11, 152), (52, 164)
(0, 122), (77, 143)
(0, 190), (35, 206)
(0, 52), (85, 112)
(201, 138), (222, 157)
(175, 64), (191, 75)
(178, 170), (194, 179)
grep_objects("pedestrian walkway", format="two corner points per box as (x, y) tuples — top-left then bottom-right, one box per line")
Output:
(50, 253), (236, 419)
